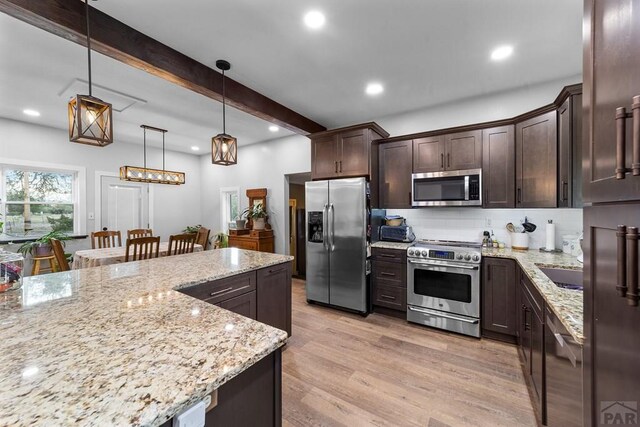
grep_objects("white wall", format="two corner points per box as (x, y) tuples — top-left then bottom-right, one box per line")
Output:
(388, 207), (582, 250)
(0, 117), (202, 248)
(199, 134), (310, 254)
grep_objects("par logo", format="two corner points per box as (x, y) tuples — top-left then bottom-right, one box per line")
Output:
(601, 401), (638, 425)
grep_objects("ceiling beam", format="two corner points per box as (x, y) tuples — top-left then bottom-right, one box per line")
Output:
(0, 0), (326, 135)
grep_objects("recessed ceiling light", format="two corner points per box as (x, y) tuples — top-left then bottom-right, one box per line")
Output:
(190, 146), (200, 151)
(23, 109), (40, 117)
(304, 10), (325, 29)
(491, 45), (513, 61)
(365, 82), (384, 96)
(269, 125), (279, 132)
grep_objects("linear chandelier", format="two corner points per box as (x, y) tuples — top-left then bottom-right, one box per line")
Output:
(68, 0), (113, 146)
(120, 125), (186, 185)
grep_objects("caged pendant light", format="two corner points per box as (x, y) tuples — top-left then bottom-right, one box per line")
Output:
(68, 0), (113, 146)
(211, 60), (238, 166)
(120, 125), (186, 185)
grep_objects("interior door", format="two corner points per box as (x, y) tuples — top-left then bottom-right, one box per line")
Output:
(328, 178), (366, 312)
(100, 176), (149, 237)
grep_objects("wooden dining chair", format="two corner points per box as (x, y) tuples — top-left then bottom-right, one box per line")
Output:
(196, 227), (211, 250)
(91, 230), (122, 249)
(50, 238), (70, 272)
(167, 233), (197, 256)
(127, 229), (153, 239)
(125, 236), (161, 262)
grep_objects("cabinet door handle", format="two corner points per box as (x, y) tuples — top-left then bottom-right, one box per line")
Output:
(615, 97), (640, 179)
(210, 286), (233, 296)
(379, 254), (396, 259)
(409, 192), (412, 204)
(626, 227), (639, 306)
(335, 161), (338, 173)
(380, 294), (396, 301)
(380, 272), (396, 277)
(447, 153), (451, 168)
(562, 181), (568, 202)
(517, 188), (522, 204)
(339, 160), (342, 173)
(617, 225), (628, 297)
(440, 153), (444, 169)
(633, 96), (640, 175)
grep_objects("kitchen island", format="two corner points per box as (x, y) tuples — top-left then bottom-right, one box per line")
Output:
(0, 248), (292, 427)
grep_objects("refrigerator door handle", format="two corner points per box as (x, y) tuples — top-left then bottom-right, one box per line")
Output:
(328, 203), (335, 251)
(322, 204), (329, 250)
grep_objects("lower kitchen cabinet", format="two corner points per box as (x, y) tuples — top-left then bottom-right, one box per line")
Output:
(481, 257), (517, 340)
(371, 247), (407, 315)
(257, 263), (292, 336)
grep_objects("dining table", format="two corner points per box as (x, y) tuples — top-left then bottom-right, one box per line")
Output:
(72, 242), (204, 269)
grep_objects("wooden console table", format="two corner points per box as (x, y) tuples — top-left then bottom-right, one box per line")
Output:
(228, 229), (274, 253)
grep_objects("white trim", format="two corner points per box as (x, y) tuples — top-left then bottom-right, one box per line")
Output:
(95, 171), (154, 232)
(0, 157), (86, 234)
(219, 186), (240, 232)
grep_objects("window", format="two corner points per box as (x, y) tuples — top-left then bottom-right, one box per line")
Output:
(220, 187), (239, 232)
(1, 166), (80, 237)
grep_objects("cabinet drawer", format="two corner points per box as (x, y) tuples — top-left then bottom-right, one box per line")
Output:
(179, 271), (257, 304)
(372, 247), (407, 263)
(216, 290), (257, 320)
(229, 239), (258, 251)
(373, 284), (406, 311)
(372, 260), (406, 288)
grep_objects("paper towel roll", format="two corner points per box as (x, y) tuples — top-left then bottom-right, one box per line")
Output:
(546, 220), (556, 251)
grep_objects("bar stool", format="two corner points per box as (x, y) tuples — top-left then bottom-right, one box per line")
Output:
(31, 255), (58, 276)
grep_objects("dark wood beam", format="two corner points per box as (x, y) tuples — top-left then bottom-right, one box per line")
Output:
(0, 0), (326, 135)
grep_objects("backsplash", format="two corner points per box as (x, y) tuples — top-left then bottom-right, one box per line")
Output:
(387, 208), (583, 249)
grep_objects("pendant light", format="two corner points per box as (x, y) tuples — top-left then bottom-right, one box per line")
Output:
(120, 125), (186, 185)
(211, 60), (238, 165)
(68, 0), (113, 147)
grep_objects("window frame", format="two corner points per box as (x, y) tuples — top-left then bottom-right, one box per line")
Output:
(219, 187), (240, 232)
(0, 158), (86, 237)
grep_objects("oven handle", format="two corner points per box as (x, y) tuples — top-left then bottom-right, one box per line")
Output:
(408, 306), (479, 324)
(407, 259), (479, 270)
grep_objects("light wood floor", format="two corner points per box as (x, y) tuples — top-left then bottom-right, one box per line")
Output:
(282, 279), (537, 427)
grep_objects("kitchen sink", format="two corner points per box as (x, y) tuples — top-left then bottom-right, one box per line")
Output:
(538, 267), (583, 291)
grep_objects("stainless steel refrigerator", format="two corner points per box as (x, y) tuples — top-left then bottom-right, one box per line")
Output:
(305, 177), (370, 313)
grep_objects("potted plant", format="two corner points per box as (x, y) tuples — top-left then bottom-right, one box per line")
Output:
(183, 225), (202, 233)
(18, 230), (70, 257)
(242, 203), (269, 230)
(234, 214), (247, 230)
(214, 232), (228, 249)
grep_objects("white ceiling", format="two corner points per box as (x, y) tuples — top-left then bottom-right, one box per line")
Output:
(0, 0), (582, 153)
(0, 13), (294, 154)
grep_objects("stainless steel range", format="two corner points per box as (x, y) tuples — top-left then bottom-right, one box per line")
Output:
(406, 239), (482, 337)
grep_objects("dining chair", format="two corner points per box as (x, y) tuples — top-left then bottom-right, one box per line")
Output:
(91, 230), (122, 249)
(196, 227), (211, 250)
(50, 238), (70, 272)
(127, 229), (153, 239)
(125, 236), (161, 262)
(167, 233), (197, 256)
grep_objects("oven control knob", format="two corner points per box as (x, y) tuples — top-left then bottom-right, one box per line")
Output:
(456, 254), (463, 260)
(472, 254), (480, 262)
(421, 250), (428, 257)
(464, 254), (471, 261)
(408, 249), (414, 256)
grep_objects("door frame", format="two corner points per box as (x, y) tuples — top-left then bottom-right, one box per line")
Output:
(289, 198), (297, 275)
(94, 171), (154, 233)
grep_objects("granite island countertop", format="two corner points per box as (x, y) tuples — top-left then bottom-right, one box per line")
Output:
(0, 248), (292, 427)
(482, 248), (583, 344)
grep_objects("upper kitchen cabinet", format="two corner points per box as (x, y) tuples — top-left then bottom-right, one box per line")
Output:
(413, 131), (481, 173)
(516, 110), (558, 208)
(583, 1), (640, 204)
(482, 125), (515, 208)
(379, 140), (413, 208)
(557, 87), (583, 208)
(310, 122), (389, 181)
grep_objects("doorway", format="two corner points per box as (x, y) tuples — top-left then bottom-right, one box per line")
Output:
(287, 172), (310, 278)
(97, 174), (150, 237)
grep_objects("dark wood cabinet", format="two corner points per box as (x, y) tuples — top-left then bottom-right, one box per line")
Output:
(310, 123), (389, 181)
(583, 0), (640, 204)
(482, 125), (515, 208)
(217, 291), (256, 319)
(445, 130), (482, 170)
(413, 135), (444, 173)
(257, 263), (292, 336)
(516, 111), (558, 208)
(558, 92), (583, 208)
(379, 140), (413, 208)
(371, 247), (407, 315)
(481, 257), (517, 339)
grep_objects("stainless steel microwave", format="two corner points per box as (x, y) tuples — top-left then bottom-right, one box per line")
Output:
(411, 168), (482, 207)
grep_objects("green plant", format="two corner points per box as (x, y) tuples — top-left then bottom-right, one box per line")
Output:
(214, 232), (228, 248)
(241, 203), (268, 219)
(183, 225), (202, 233)
(17, 230), (70, 256)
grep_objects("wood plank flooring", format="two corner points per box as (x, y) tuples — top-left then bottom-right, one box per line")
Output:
(282, 279), (537, 427)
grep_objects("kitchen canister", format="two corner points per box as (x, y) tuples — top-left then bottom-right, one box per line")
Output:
(510, 232), (529, 250)
(562, 234), (579, 254)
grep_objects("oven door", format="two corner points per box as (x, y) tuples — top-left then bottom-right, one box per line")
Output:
(412, 169), (481, 207)
(407, 258), (480, 318)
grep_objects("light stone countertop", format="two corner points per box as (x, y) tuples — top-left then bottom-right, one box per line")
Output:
(371, 241), (414, 251)
(482, 248), (584, 344)
(0, 248), (292, 427)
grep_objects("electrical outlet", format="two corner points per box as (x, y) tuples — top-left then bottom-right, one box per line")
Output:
(485, 218), (492, 227)
(88, 212), (95, 220)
